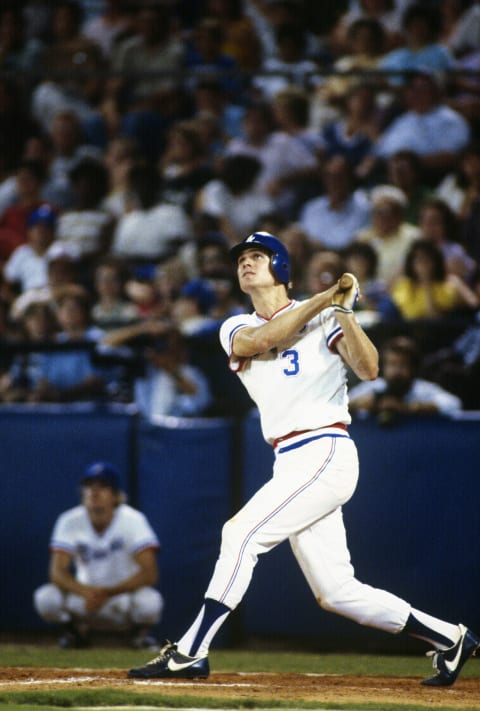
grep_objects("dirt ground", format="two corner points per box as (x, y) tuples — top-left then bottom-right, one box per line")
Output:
(0, 667), (479, 708)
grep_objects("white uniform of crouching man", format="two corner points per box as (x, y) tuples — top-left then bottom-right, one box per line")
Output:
(33, 462), (164, 649)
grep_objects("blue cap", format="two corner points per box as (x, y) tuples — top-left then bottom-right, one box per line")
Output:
(27, 204), (57, 228)
(180, 278), (217, 313)
(81, 461), (120, 490)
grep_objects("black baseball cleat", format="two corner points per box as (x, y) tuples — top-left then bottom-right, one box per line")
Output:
(421, 624), (480, 687)
(128, 640), (209, 679)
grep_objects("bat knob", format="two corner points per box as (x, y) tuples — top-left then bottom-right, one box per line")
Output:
(338, 273), (355, 292)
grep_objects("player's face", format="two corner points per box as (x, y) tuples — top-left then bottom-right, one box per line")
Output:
(82, 481), (117, 527)
(237, 248), (275, 292)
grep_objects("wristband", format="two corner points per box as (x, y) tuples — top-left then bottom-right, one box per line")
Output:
(332, 304), (354, 314)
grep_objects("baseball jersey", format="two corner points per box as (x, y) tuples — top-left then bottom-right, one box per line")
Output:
(219, 300), (351, 444)
(50, 503), (160, 587)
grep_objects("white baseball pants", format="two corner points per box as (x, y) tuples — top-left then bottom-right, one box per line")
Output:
(205, 429), (411, 633)
(33, 584), (164, 629)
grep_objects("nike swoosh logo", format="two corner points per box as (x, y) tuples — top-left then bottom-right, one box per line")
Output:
(167, 658), (196, 671)
(444, 640), (463, 673)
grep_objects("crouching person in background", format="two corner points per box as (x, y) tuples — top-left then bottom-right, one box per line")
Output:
(33, 462), (164, 650)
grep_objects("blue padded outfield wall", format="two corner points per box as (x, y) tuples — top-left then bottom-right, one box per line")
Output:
(0, 405), (479, 651)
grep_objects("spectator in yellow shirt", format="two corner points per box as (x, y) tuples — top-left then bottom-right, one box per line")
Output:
(391, 239), (478, 321)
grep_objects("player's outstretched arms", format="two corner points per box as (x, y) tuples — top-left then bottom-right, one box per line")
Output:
(233, 284), (341, 357)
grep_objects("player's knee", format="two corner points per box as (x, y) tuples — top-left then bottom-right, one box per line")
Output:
(33, 584), (65, 622)
(131, 588), (164, 625)
(317, 580), (356, 614)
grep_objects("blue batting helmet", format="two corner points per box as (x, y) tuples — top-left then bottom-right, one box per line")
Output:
(81, 461), (120, 490)
(230, 232), (291, 284)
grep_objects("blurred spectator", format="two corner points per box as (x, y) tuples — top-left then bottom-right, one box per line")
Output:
(158, 120), (215, 216)
(225, 100), (312, 208)
(390, 238), (479, 321)
(43, 110), (104, 210)
(319, 18), (386, 107)
(204, 0), (262, 71)
(31, 0), (104, 131)
(329, 0), (403, 56)
(254, 211), (289, 237)
(26, 284), (106, 403)
(386, 149), (431, 224)
(54, 157), (113, 276)
(272, 84), (323, 161)
(123, 276), (162, 321)
(343, 240), (400, 324)
(0, 159), (52, 267)
(278, 223), (314, 296)
(110, 2), (184, 159)
(151, 256), (190, 318)
(348, 335), (463, 424)
(22, 0), (53, 43)
(379, 3), (456, 83)
(195, 154), (274, 245)
(436, 141), (480, 218)
(321, 83), (381, 177)
(191, 77), (245, 147)
(245, 0), (321, 63)
(206, 271), (246, 321)
(45, 242), (81, 292)
(356, 184), (420, 285)
(102, 323), (213, 418)
(299, 155), (371, 250)
(111, 162), (191, 263)
(81, 0), (132, 58)
(9, 241), (82, 323)
(251, 22), (320, 100)
(184, 17), (241, 98)
(33, 461), (163, 649)
(0, 298), (58, 404)
(91, 256), (139, 331)
(101, 135), (139, 219)
(422, 308), (480, 409)
(302, 248), (345, 298)
(438, 0), (480, 58)
(171, 277), (219, 337)
(372, 70), (471, 184)
(0, 5), (44, 72)
(417, 197), (476, 282)
(2, 204), (58, 298)
(134, 328), (213, 420)
(195, 235), (232, 279)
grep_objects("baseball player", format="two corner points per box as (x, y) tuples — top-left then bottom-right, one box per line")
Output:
(128, 232), (479, 684)
(34, 462), (164, 649)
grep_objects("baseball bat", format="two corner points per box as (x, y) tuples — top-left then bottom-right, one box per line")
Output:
(338, 273), (355, 292)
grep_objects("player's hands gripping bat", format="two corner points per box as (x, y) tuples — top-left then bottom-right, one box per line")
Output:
(331, 273), (360, 313)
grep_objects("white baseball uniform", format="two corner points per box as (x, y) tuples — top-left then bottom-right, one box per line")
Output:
(204, 301), (411, 631)
(34, 503), (163, 628)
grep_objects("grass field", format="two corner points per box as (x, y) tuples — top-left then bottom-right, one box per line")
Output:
(0, 643), (479, 711)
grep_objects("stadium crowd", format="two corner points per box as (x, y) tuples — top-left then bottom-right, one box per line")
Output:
(1, 0), (480, 416)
